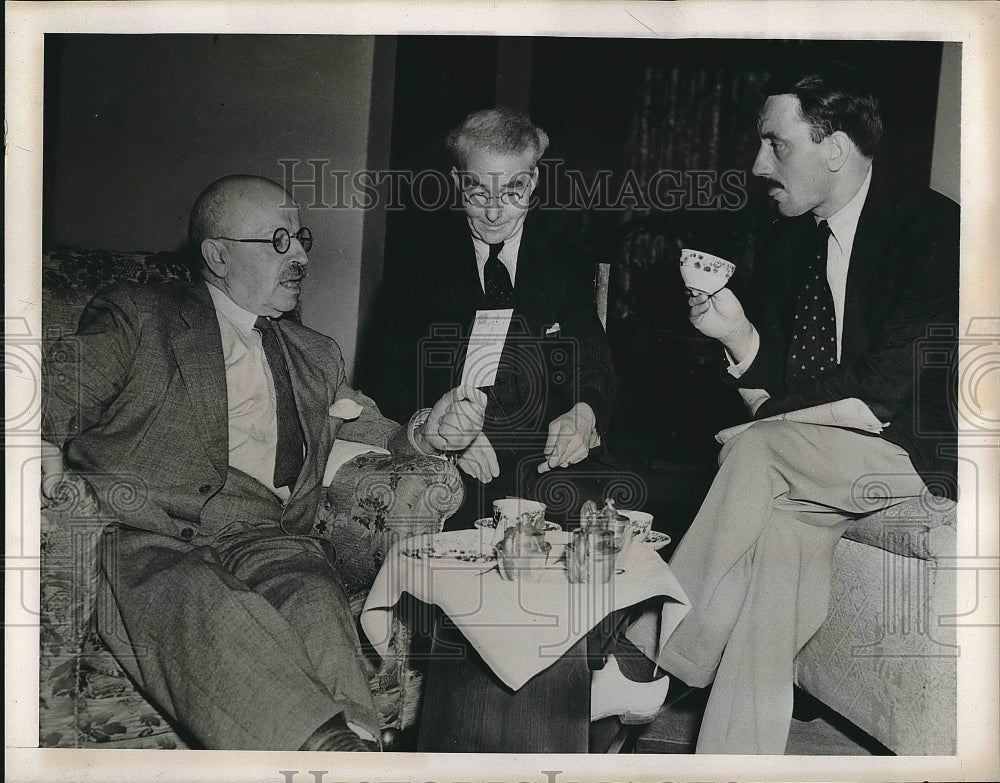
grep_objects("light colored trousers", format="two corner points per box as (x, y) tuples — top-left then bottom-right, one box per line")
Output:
(656, 421), (927, 754)
(97, 520), (378, 750)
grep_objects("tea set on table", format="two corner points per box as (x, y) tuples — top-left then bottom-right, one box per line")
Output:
(474, 496), (670, 584)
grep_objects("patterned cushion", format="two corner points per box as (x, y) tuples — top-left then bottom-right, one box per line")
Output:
(318, 453), (465, 595)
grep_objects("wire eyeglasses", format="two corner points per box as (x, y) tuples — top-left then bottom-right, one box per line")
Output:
(215, 226), (313, 254)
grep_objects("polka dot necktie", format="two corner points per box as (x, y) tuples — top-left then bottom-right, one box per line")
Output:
(483, 241), (513, 308)
(255, 316), (305, 489)
(784, 220), (837, 390)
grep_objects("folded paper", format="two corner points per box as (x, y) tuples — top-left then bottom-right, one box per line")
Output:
(715, 397), (887, 445)
(461, 309), (514, 389)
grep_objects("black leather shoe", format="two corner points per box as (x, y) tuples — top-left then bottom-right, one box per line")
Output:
(299, 714), (380, 751)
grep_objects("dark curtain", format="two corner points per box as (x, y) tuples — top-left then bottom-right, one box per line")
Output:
(530, 41), (776, 464)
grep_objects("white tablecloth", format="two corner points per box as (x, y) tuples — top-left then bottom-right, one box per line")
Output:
(360, 529), (690, 691)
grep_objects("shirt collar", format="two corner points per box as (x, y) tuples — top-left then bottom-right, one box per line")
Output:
(471, 223), (525, 275)
(821, 164), (873, 250)
(206, 282), (259, 335)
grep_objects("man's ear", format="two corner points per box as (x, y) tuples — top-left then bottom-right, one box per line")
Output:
(450, 166), (462, 191)
(201, 238), (227, 279)
(529, 166), (540, 188)
(826, 131), (853, 172)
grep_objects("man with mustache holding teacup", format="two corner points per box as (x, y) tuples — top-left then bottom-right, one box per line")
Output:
(651, 62), (959, 753)
(41, 174), (489, 751)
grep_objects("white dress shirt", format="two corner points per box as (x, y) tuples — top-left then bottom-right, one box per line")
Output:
(728, 165), (874, 411)
(472, 225), (525, 292)
(206, 284), (289, 501)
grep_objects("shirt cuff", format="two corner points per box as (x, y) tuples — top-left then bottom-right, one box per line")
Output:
(739, 387), (771, 416)
(407, 408), (445, 458)
(724, 326), (761, 378)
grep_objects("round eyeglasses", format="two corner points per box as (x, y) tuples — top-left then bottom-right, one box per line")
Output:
(463, 189), (528, 209)
(215, 226), (313, 254)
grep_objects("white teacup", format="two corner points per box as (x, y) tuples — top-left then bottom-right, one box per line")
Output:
(492, 498), (546, 536)
(679, 248), (736, 295)
(619, 510), (654, 541)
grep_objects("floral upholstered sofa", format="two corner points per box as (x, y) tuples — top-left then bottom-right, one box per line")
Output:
(39, 247), (465, 749)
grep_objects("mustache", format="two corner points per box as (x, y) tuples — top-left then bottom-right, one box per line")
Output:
(280, 262), (307, 283)
(763, 178), (784, 189)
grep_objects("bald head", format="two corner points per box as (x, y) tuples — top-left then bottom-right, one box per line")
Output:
(189, 175), (291, 250)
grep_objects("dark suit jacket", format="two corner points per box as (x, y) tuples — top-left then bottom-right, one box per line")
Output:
(42, 280), (412, 539)
(733, 171), (959, 498)
(374, 211), (618, 493)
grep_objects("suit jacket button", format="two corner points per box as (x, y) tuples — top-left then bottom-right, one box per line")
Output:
(180, 527), (195, 541)
(198, 484), (212, 494)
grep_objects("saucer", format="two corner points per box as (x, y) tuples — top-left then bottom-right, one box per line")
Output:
(474, 517), (562, 533)
(641, 531), (672, 551)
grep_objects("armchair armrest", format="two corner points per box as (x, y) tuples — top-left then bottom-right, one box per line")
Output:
(312, 452), (465, 598)
(843, 495), (957, 561)
(40, 467), (108, 649)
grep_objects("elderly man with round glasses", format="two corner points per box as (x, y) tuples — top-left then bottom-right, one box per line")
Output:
(41, 174), (487, 751)
(372, 108), (620, 527)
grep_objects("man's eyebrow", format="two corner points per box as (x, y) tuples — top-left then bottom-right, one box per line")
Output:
(461, 171), (530, 190)
(502, 174), (532, 188)
(755, 117), (781, 141)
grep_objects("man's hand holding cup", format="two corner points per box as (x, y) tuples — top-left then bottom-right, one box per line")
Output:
(689, 288), (754, 353)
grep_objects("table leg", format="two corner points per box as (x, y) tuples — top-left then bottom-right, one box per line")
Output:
(416, 614), (591, 753)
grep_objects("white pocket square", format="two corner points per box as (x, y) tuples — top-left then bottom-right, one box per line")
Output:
(329, 398), (363, 420)
(545, 322), (561, 335)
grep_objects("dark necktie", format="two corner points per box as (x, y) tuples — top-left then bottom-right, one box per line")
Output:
(255, 317), (305, 489)
(784, 220), (838, 390)
(483, 242), (513, 308)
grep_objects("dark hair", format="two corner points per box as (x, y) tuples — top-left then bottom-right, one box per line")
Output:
(446, 107), (550, 169)
(763, 61), (883, 157)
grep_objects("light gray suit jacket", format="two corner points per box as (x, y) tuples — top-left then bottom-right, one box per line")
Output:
(42, 279), (414, 539)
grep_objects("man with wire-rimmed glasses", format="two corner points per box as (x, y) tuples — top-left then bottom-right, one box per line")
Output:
(41, 174), (487, 751)
(373, 108), (620, 527)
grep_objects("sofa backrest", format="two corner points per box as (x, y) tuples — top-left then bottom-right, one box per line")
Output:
(42, 246), (195, 345)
